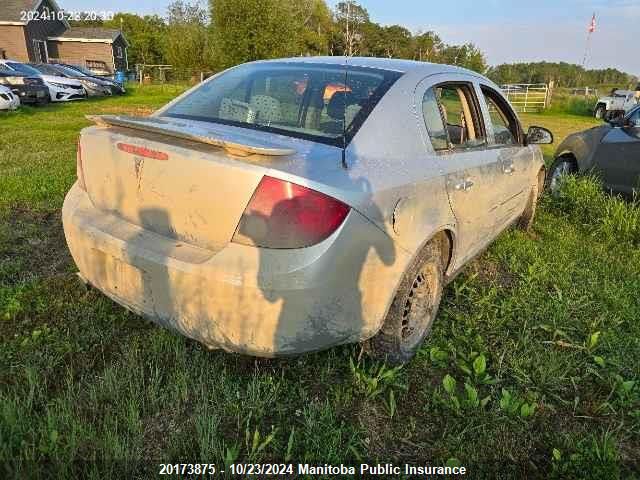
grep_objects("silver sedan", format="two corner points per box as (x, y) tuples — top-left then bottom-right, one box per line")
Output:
(63, 57), (551, 362)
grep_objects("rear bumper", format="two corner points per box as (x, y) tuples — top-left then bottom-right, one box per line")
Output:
(62, 183), (406, 356)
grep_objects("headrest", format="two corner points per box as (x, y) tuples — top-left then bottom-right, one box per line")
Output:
(327, 91), (358, 120)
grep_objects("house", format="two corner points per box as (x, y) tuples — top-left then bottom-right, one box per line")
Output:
(0, 0), (128, 74)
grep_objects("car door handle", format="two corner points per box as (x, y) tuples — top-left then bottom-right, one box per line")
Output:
(503, 163), (516, 174)
(454, 179), (474, 191)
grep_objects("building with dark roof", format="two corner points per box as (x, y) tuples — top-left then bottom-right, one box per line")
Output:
(0, 0), (128, 74)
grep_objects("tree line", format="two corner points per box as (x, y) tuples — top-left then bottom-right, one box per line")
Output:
(486, 62), (637, 89)
(72, 0), (486, 73)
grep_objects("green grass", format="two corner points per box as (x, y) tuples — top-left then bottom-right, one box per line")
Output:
(1, 87), (639, 478)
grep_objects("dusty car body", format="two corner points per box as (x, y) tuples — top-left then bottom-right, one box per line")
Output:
(549, 105), (640, 196)
(63, 57), (549, 361)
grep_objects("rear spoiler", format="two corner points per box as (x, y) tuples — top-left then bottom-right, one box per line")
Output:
(85, 115), (296, 157)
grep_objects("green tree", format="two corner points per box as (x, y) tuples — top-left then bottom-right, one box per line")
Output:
(438, 43), (486, 72)
(210, 0), (298, 69)
(292, 0), (334, 56)
(165, 1), (211, 72)
(333, 1), (369, 56)
(104, 13), (166, 67)
(412, 31), (443, 62)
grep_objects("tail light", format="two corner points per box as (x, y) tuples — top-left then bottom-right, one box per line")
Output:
(76, 136), (87, 191)
(232, 176), (350, 249)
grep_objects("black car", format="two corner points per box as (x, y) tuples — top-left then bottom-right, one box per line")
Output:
(0, 71), (49, 105)
(548, 105), (640, 197)
(56, 63), (126, 95)
(29, 64), (113, 97)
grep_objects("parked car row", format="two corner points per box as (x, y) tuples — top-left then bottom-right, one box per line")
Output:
(0, 59), (125, 111)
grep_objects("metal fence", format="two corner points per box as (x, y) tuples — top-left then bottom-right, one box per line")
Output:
(134, 65), (217, 85)
(501, 83), (549, 112)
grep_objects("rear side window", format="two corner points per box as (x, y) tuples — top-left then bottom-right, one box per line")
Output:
(164, 62), (401, 147)
(422, 83), (486, 151)
(481, 87), (521, 146)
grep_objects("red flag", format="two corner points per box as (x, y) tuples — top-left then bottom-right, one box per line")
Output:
(588, 13), (596, 33)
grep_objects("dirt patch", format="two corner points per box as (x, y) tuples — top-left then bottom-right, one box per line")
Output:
(0, 206), (72, 285)
(141, 408), (189, 461)
(92, 105), (156, 116)
(468, 258), (517, 289)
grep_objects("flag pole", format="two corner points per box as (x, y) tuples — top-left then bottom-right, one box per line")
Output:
(581, 13), (596, 68)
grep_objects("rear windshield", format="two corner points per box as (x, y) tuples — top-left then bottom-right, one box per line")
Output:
(164, 62), (402, 146)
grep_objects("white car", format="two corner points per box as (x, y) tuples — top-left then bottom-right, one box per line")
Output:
(0, 84), (20, 110)
(0, 60), (86, 102)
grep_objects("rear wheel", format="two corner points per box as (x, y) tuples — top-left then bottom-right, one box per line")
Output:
(546, 156), (577, 196)
(367, 240), (444, 364)
(594, 104), (606, 119)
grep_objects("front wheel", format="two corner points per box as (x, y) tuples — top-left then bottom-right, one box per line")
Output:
(594, 104), (606, 119)
(546, 156), (577, 196)
(367, 241), (444, 364)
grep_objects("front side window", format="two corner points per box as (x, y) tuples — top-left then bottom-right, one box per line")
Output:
(164, 62), (401, 146)
(481, 87), (520, 146)
(422, 83), (485, 151)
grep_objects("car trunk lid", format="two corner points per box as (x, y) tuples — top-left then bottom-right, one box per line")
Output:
(79, 116), (301, 252)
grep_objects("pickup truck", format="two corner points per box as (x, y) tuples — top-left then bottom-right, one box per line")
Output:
(594, 88), (640, 119)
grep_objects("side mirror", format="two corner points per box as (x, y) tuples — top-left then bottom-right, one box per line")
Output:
(526, 125), (553, 145)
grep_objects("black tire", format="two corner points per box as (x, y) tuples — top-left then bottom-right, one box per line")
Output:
(546, 156), (577, 196)
(517, 169), (545, 231)
(367, 240), (444, 364)
(36, 93), (51, 106)
(594, 104), (606, 120)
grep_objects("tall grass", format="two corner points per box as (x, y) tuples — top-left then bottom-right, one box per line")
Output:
(546, 94), (597, 117)
(550, 175), (640, 245)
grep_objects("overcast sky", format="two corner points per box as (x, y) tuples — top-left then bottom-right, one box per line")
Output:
(61, 0), (639, 75)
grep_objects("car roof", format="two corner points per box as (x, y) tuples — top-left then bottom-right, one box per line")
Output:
(253, 56), (476, 76)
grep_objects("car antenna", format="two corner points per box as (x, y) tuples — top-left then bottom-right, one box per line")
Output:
(341, 58), (349, 169)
